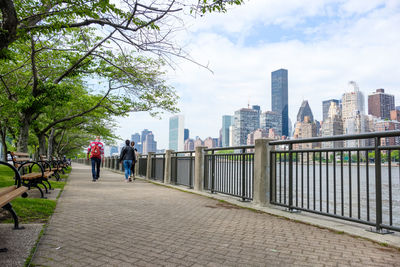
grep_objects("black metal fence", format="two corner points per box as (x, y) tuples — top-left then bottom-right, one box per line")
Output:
(138, 155), (147, 177)
(204, 146), (254, 201)
(72, 131), (400, 233)
(270, 131), (400, 233)
(171, 151), (194, 188)
(151, 154), (165, 181)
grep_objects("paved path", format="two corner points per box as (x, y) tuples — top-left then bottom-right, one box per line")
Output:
(32, 164), (400, 266)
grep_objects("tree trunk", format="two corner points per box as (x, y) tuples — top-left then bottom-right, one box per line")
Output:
(38, 133), (47, 157)
(0, 125), (8, 161)
(47, 128), (55, 157)
(17, 114), (32, 152)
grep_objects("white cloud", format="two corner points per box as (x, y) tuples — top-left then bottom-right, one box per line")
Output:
(116, 0), (400, 149)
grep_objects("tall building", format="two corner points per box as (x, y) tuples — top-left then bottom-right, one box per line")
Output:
(229, 125), (234, 146)
(110, 146), (118, 156)
(322, 99), (340, 121)
(260, 111), (281, 136)
(341, 82), (367, 147)
(169, 115), (184, 151)
(390, 110), (400, 122)
(232, 108), (260, 146)
(184, 139), (195, 151)
(143, 132), (157, 154)
(374, 120), (400, 146)
(247, 129), (268, 145)
(368, 89), (395, 120)
(194, 137), (203, 148)
(341, 81), (365, 120)
(293, 116), (318, 149)
(131, 133), (140, 144)
(321, 102), (343, 148)
(252, 105), (261, 116)
(140, 129), (151, 144)
(296, 100), (314, 122)
(221, 115), (234, 147)
(184, 128), (189, 141)
(204, 137), (217, 149)
(271, 69), (288, 136)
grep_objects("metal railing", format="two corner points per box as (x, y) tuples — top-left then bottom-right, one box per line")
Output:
(151, 154), (165, 181)
(204, 146), (254, 201)
(171, 151), (194, 188)
(270, 131), (400, 233)
(138, 155), (147, 177)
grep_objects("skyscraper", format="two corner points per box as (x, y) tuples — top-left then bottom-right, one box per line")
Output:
(321, 102), (343, 148)
(169, 115), (184, 151)
(342, 82), (367, 147)
(322, 99), (340, 121)
(296, 100), (314, 122)
(232, 108), (260, 146)
(143, 132), (157, 154)
(131, 133), (140, 144)
(141, 129), (151, 144)
(260, 111), (281, 136)
(184, 128), (189, 141)
(271, 69), (288, 136)
(368, 89), (395, 120)
(221, 115), (234, 147)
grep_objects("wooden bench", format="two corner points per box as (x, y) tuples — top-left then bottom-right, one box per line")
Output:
(40, 155), (63, 181)
(8, 152), (54, 198)
(0, 161), (28, 252)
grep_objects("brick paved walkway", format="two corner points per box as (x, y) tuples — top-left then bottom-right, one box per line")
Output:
(32, 164), (400, 266)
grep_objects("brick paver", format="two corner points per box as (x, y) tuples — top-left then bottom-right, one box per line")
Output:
(32, 164), (400, 266)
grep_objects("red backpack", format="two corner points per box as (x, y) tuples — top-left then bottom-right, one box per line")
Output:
(91, 143), (101, 157)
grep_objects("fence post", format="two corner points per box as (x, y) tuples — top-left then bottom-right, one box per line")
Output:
(146, 152), (154, 179)
(254, 138), (273, 206)
(194, 146), (206, 191)
(164, 150), (173, 184)
(374, 137), (383, 232)
(135, 154), (140, 177)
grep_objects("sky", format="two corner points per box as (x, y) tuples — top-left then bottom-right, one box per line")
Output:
(114, 0), (400, 149)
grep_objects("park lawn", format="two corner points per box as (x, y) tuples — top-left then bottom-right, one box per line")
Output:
(0, 164), (70, 223)
(4, 198), (57, 223)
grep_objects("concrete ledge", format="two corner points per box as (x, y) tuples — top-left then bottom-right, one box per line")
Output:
(133, 174), (400, 250)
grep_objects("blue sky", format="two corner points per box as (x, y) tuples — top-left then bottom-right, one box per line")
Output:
(115, 0), (400, 149)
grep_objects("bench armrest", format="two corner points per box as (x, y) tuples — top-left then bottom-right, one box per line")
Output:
(0, 161), (23, 187)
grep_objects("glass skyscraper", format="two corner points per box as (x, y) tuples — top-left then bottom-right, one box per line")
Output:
(221, 115), (234, 147)
(271, 69), (288, 136)
(169, 115), (184, 151)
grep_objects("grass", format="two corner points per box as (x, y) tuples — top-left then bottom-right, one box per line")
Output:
(0, 164), (70, 223)
(5, 198), (57, 223)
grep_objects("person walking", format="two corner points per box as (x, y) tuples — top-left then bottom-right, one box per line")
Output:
(130, 141), (137, 180)
(120, 139), (136, 182)
(87, 136), (104, 182)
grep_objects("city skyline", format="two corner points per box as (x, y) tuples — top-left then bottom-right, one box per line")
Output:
(114, 1), (400, 149)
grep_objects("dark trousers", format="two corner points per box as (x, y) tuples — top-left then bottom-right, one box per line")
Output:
(91, 157), (101, 179)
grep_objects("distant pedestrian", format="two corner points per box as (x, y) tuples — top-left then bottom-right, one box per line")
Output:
(130, 141), (137, 180)
(120, 139), (136, 182)
(87, 136), (104, 182)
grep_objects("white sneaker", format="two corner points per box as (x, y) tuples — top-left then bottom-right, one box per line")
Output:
(125, 180), (129, 183)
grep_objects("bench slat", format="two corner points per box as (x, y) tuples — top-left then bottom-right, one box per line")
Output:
(13, 157), (32, 162)
(43, 171), (54, 178)
(0, 187), (28, 208)
(11, 152), (29, 157)
(0, 186), (17, 197)
(21, 173), (42, 180)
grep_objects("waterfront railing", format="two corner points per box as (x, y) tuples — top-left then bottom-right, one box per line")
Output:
(75, 130), (400, 233)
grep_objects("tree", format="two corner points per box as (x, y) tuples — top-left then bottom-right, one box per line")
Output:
(0, 0), (243, 58)
(0, 0), (244, 155)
